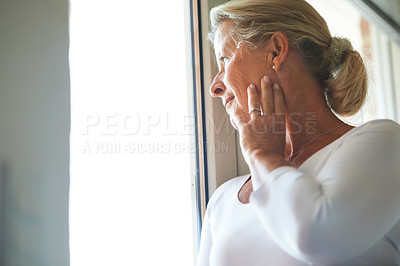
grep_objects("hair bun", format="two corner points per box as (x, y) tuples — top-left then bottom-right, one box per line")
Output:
(328, 37), (353, 68)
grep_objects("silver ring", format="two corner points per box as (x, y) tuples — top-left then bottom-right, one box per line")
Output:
(249, 107), (262, 114)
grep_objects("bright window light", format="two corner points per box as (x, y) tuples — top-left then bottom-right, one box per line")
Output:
(69, 1), (194, 265)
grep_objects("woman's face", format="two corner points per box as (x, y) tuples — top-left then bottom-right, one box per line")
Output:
(210, 22), (271, 119)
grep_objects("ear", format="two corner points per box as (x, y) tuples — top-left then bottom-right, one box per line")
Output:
(269, 32), (289, 71)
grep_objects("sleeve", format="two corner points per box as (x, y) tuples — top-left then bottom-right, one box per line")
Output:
(196, 208), (212, 266)
(249, 120), (400, 264)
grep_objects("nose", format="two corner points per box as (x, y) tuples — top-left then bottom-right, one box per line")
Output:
(209, 72), (226, 97)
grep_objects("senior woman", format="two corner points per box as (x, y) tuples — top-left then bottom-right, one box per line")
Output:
(196, 0), (400, 265)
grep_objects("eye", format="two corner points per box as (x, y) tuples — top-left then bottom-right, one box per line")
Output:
(219, 56), (230, 64)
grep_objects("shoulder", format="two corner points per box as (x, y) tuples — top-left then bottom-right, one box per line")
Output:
(350, 119), (400, 135)
(304, 119), (400, 172)
(329, 119), (400, 166)
(340, 119), (400, 145)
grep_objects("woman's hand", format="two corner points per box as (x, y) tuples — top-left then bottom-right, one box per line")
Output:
(230, 76), (287, 171)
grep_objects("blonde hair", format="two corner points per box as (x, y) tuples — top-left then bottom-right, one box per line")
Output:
(209, 0), (367, 116)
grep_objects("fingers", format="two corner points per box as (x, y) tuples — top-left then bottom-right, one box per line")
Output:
(232, 79), (285, 132)
(248, 84), (261, 119)
(261, 76), (273, 117)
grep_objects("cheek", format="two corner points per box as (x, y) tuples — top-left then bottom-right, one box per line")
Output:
(224, 66), (249, 109)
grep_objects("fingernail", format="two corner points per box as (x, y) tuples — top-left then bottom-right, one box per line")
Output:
(273, 83), (280, 89)
(263, 76), (269, 82)
(249, 84), (256, 89)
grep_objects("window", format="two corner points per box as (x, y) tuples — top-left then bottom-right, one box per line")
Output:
(69, 1), (197, 265)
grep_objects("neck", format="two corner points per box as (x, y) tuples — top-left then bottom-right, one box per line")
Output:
(279, 75), (344, 159)
(270, 48), (349, 163)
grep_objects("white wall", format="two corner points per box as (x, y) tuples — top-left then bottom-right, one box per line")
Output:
(0, 0), (70, 265)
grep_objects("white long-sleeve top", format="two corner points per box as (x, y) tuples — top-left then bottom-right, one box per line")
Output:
(197, 119), (400, 266)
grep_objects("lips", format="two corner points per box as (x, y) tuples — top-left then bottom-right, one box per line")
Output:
(224, 96), (234, 109)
